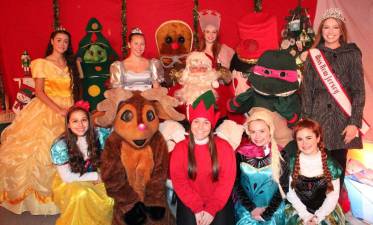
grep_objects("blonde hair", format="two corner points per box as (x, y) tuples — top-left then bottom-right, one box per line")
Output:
(245, 110), (285, 197)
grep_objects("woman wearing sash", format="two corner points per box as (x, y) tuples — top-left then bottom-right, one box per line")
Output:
(301, 8), (366, 187)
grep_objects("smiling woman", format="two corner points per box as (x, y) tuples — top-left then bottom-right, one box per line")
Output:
(0, 29), (80, 215)
(301, 8), (366, 188)
(109, 27), (164, 91)
(285, 118), (345, 225)
(170, 90), (236, 225)
(234, 110), (289, 225)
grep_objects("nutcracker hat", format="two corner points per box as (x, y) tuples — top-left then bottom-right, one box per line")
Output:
(199, 9), (221, 31)
(187, 90), (220, 128)
(236, 12), (279, 63)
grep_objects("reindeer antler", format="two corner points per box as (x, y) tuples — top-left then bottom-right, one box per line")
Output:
(95, 88), (133, 127)
(141, 87), (185, 121)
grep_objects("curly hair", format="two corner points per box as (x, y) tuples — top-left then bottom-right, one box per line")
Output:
(291, 118), (334, 193)
(63, 106), (101, 175)
(45, 30), (81, 102)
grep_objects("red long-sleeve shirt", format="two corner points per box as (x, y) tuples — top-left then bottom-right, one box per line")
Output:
(170, 136), (236, 216)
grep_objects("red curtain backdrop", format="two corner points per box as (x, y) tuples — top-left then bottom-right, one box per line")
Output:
(0, 0), (316, 105)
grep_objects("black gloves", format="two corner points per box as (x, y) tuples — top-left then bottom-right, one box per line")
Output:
(145, 206), (165, 220)
(123, 202), (146, 225)
(123, 202), (166, 225)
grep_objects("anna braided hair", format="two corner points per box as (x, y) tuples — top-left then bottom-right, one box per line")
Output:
(291, 118), (334, 193)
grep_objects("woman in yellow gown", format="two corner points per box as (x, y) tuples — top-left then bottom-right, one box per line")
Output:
(51, 103), (113, 225)
(0, 29), (80, 215)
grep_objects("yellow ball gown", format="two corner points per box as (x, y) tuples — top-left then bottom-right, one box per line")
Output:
(0, 58), (73, 215)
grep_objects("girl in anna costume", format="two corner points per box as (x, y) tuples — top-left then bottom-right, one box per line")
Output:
(51, 101), (113, 225)
(285, 119), (345, 225)
(234, 110), (289, 225)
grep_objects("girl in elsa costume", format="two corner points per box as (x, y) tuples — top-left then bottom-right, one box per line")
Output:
(234, 110), (289, 225)
(51, 101), (113, 225)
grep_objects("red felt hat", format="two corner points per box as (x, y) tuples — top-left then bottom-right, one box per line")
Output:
(236, 12), (279, 63)
(187, 90), (220, 128)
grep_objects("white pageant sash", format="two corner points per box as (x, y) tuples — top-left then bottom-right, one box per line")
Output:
(308, 48), (370, 134)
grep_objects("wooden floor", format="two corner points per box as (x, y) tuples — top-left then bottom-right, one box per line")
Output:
(0, 206), (371, 225)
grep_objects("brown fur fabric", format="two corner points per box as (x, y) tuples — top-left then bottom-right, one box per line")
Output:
(100, 93), (170, 225)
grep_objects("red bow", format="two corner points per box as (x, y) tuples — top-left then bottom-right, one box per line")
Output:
(75, 100), (90, 112)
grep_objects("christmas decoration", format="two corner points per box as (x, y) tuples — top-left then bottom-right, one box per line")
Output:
(280, 2), (315, 68)
(52, 0), (60, 29)
(21, 50), (31, 75)
(192, 0), (199, 49)
(121, 0), (128, 57)
(76, 18), (119, 111)
(11, 51), (35, 114)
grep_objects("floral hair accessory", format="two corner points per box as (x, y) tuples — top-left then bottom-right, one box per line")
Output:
(321, 8), (346, 22)
(75, 100), (90, 112)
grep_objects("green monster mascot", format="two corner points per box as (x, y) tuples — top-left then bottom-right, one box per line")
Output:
(76, 18), (118, 110)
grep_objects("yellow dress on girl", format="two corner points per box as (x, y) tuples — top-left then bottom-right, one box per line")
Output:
(0, 58), (73, 215)
(51, 128), (114, 225)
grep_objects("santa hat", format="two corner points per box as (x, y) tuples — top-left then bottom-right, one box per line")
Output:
(187, 90), (220, 128)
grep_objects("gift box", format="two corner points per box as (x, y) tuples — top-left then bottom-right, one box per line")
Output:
(345, 175), (373, 224)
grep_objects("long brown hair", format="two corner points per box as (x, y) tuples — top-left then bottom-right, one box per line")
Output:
(198, 33), (221, 60)
(312, 18), (347, 48)
(291, 119), (334, 193)
(63, 106), (101, 175)
(187, 131), (219, 181)
(45, 30), (81, 102)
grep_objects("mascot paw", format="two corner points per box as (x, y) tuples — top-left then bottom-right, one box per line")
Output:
(145, 206), (165, 220)
(123, 202), (147, 225)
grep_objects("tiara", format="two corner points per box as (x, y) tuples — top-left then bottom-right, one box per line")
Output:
(131, 27), (143, 35)
(55, 26), (66, 31)
(199, 9), (221, 31)
(321, 8), (345, 22)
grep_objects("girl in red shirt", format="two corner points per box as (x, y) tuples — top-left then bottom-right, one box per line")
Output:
(170, 91), (236, 225)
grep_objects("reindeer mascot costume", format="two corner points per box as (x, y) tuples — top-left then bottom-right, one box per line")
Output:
(95, 87), (185, 225)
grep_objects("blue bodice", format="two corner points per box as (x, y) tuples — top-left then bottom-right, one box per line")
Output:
(51, 127), (111, 165)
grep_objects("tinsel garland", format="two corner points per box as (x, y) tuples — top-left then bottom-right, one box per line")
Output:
(193, 0), (199, 50)
(52, 0), (60, 29)
(121, 0), (128, 57)
(254, 0), (262, 12)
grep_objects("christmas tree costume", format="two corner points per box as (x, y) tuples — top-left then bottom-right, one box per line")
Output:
(0, 59), (73, 215)
(76, 18), (118, 110)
